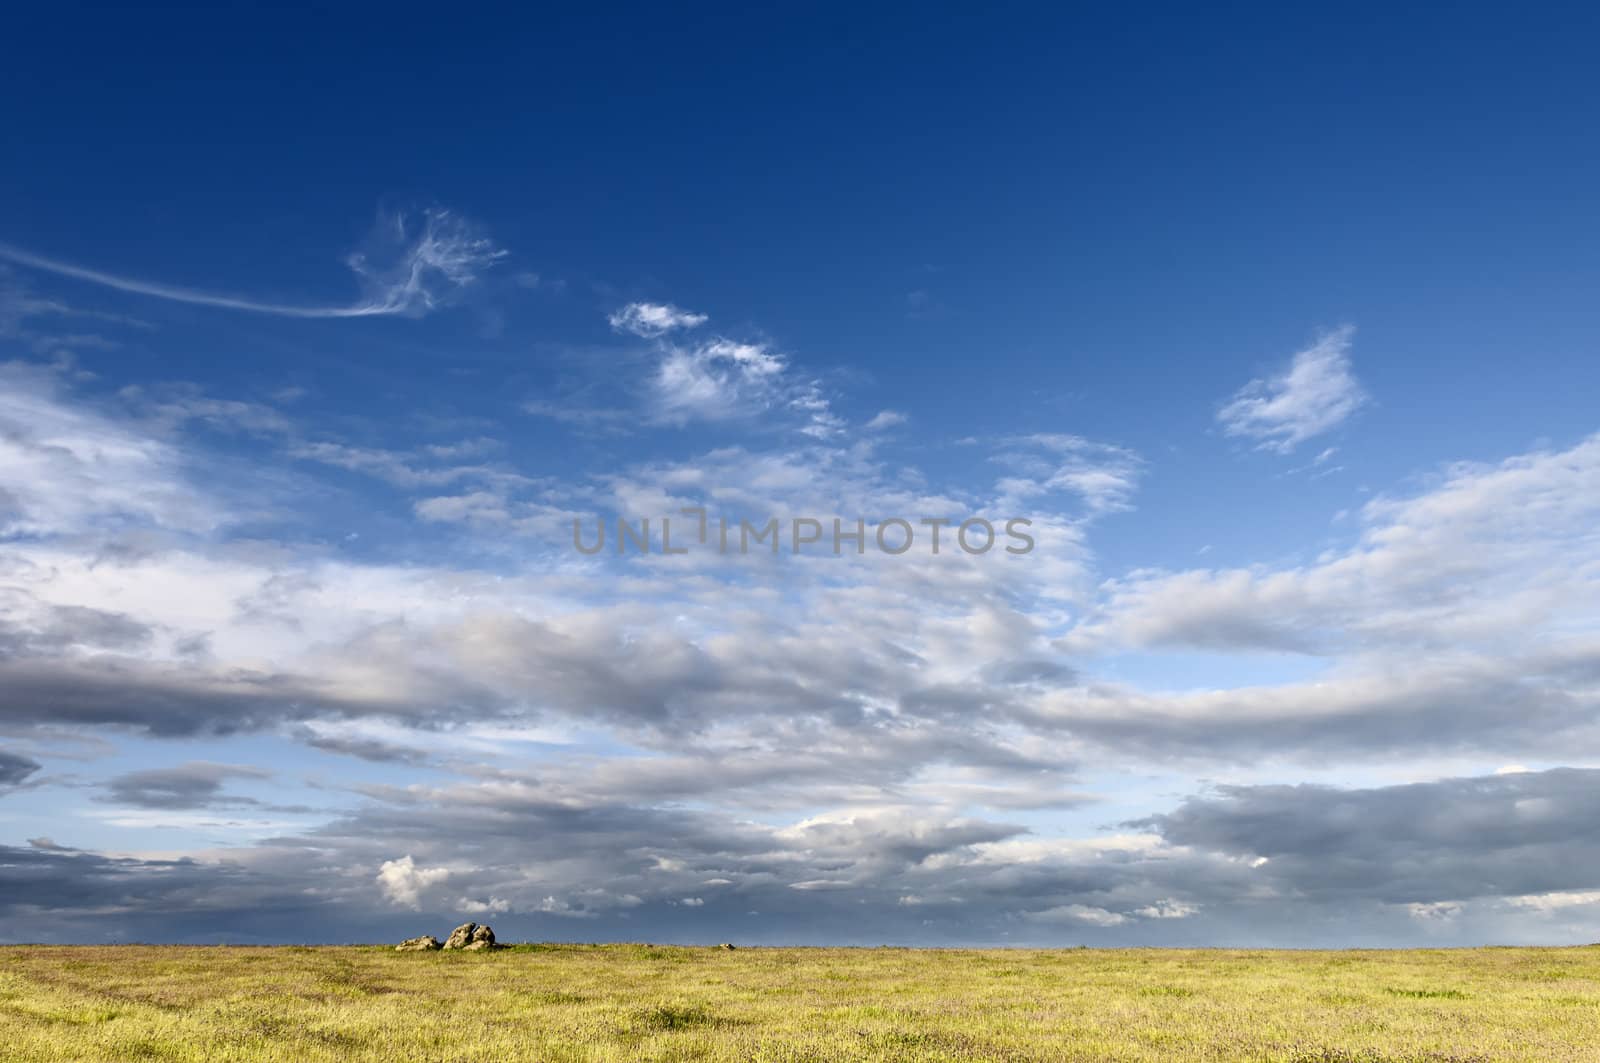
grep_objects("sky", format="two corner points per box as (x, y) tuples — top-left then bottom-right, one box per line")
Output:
(3, 3), (1600, 946)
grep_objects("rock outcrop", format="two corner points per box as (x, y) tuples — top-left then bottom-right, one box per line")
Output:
(441, 922), (498, 950)
(399, 923), (499, 951)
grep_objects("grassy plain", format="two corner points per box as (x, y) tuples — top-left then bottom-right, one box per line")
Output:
(2, 943), (1597, 1062)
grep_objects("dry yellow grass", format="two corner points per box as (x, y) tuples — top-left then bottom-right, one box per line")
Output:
(3, 943), (1598, 1061)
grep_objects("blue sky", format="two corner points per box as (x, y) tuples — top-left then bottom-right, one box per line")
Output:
(3, 3), (1600, 946)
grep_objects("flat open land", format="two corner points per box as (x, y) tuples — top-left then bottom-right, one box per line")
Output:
(3, 944), (1599, 1062)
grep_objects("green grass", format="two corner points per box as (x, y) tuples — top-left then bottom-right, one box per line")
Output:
(2, 944), (1598, 1061)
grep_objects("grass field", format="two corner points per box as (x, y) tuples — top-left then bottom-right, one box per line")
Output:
(3, 944), (1598, 1062)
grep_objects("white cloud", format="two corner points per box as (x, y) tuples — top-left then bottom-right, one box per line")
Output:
(993, 434), (1144, 517)
(864, 410), (907, 431)
(1027, 904), (1130, 926)
(1406, 901), (1462, 922)
(0, 362), (218, 535)
(653, 338), (789, 423)
(788, 879), (855, 891)
(609, 302), (708, 337)
(376, 855), (451, 909)
(1218, 326), (1366, 453)
(1063, 431), (1600, 660)
(598, 300), (846, 435)
(458, 896), (510, 914)
(413, 491), (513, 525)
(1506, 890), (1600, 912)
(534, 895), (597, 918)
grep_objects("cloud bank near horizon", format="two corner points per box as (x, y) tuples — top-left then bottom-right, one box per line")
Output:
(3, 225), (1600, 948)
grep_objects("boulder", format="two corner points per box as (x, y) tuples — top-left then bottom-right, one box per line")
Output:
(441, 922), (498, 950)
(464, 939), (494, 951)
(719, 942), (737, 950)
(395, 935), (441, 951)
(442, 922), (478, 949)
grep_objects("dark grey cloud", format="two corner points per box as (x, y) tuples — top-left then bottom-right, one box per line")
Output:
(0, 657), (354, 736)
(0, 842), (237, 920)
(1031, 649), (1600, 763)
(0, 749), (41, 788)
(1137, 767), (1600, 907)
(293, 728), (428, 765)
(0, 840), (376, 945)
(0, 603), (153, 655)
(100, 762), (271, 810)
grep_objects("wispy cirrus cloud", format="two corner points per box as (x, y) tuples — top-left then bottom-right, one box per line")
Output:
(992, 434), (1144, 517)
(1217, 325), (1367, 453)
(0, 208), (505, 319)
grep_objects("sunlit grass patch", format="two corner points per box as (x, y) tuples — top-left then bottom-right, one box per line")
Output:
(1136, 985), (1196, 998)
(1384, 988), (1470, 1000)
(1, 944), (1596, 1061)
